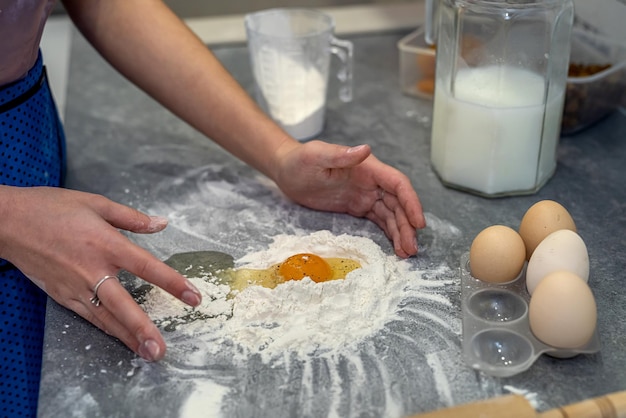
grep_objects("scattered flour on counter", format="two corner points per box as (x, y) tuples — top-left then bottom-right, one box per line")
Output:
(141, 230), (452, 363)
(141, 277), (233, 323)
(180, 380), (230, 418)
(503, 385), (540, 409)
(113, 168), (526, 418)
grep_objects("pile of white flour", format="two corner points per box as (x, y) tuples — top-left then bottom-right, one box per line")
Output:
(141, 230), (450, 363)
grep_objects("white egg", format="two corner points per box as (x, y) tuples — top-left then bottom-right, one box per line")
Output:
(526, 229), (589, 295)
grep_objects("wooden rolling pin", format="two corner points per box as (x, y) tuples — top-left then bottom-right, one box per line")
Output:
(410, 391), (626, 418)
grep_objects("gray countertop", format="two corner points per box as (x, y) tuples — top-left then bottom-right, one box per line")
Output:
(38, 28), (626, 418)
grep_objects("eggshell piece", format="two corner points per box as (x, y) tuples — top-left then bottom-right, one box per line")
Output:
(529, 271), (597, 349)
(519, 200), (577, 260)
(470, 225), (526, 284)
(526, 229), (589, 295)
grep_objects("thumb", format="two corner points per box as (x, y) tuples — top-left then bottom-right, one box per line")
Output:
(331, 144), (372, 168)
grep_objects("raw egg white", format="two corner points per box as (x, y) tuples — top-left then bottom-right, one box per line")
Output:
(529, 270), (597, 349)
(526, 229), (589, 294)
(469, 225), (526, 284)
(518, 200), (577, 260)
(226, 253), (362, 291)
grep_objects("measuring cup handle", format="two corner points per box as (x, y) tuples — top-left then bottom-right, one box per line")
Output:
(330, 36), (353, 103)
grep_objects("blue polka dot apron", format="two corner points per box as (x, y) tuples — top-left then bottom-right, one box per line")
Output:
(0, 52), (66, 417)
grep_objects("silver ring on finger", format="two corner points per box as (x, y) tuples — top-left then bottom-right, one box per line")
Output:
(90, 275), (120, 307)
(377, 188), (385, 201)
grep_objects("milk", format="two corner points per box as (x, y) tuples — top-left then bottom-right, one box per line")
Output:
(254, 48), (327, 140)
(431, 65), (564, 196)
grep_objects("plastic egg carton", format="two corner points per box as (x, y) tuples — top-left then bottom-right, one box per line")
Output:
(460, 252), (600, 377)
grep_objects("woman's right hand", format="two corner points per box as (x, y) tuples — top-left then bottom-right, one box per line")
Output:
(270, 141), (426, 258)
(0, 185), (201, 361)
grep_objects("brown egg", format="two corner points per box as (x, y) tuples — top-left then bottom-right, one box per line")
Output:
(518, 200), (577, 260)
(469, 225), (526, 283)
(529, 270), (597, 349)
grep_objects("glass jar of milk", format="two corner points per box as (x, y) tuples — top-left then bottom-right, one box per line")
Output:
(425, 0), (574, 197)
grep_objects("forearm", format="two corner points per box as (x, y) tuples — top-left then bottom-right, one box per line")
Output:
(0, 185), (15, 261)
(60, 0), (298, 181)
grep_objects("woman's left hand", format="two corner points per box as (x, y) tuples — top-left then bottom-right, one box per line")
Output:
(273, 141), (426, 258)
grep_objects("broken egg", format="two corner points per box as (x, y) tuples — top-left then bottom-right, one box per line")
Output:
(226, 253), (362, 291)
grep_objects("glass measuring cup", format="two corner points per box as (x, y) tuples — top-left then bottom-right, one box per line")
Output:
(425, 0), (574, 197)
(245, 8), (353, 141)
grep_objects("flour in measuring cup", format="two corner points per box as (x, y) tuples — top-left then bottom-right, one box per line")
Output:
(254, 52), (327, 140)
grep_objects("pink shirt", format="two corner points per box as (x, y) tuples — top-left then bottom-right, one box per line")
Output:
(0, 0), (56, 87)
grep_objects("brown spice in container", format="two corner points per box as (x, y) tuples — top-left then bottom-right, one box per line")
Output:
(561, 62), (620, 134)
(415, 43), (436, 95)
(568, 63), (611, 77)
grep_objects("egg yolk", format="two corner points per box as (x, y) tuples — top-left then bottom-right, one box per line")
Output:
(226, 253), (361, 291)
(278, 253), (332, 283)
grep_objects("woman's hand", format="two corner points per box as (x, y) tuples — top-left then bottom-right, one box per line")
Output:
(0, 186), (201, 361)
(272, 141), (426, 258)
(59, 2), (424, 259)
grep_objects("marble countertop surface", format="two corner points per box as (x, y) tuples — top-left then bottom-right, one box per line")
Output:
(38, 27), (626, 418)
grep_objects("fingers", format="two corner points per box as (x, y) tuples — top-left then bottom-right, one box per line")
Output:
(395, 182), (426, 230)
(9, 189), (195, 362)
(74, 276), (166, 361)
(374, 172), (426, 231)
(95, 276), (165, 361)
(77, 255), (198, 362)
(322, 147), (423, 257)
(83, 196), (200, 306)
(78, 199), (202, 360)
(355, 152), (425, 231)
(111, 241), (202, 307)
(368, 191), (419, 258)
(73, 243), (201, 362)
(92, 195), (169, 234)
